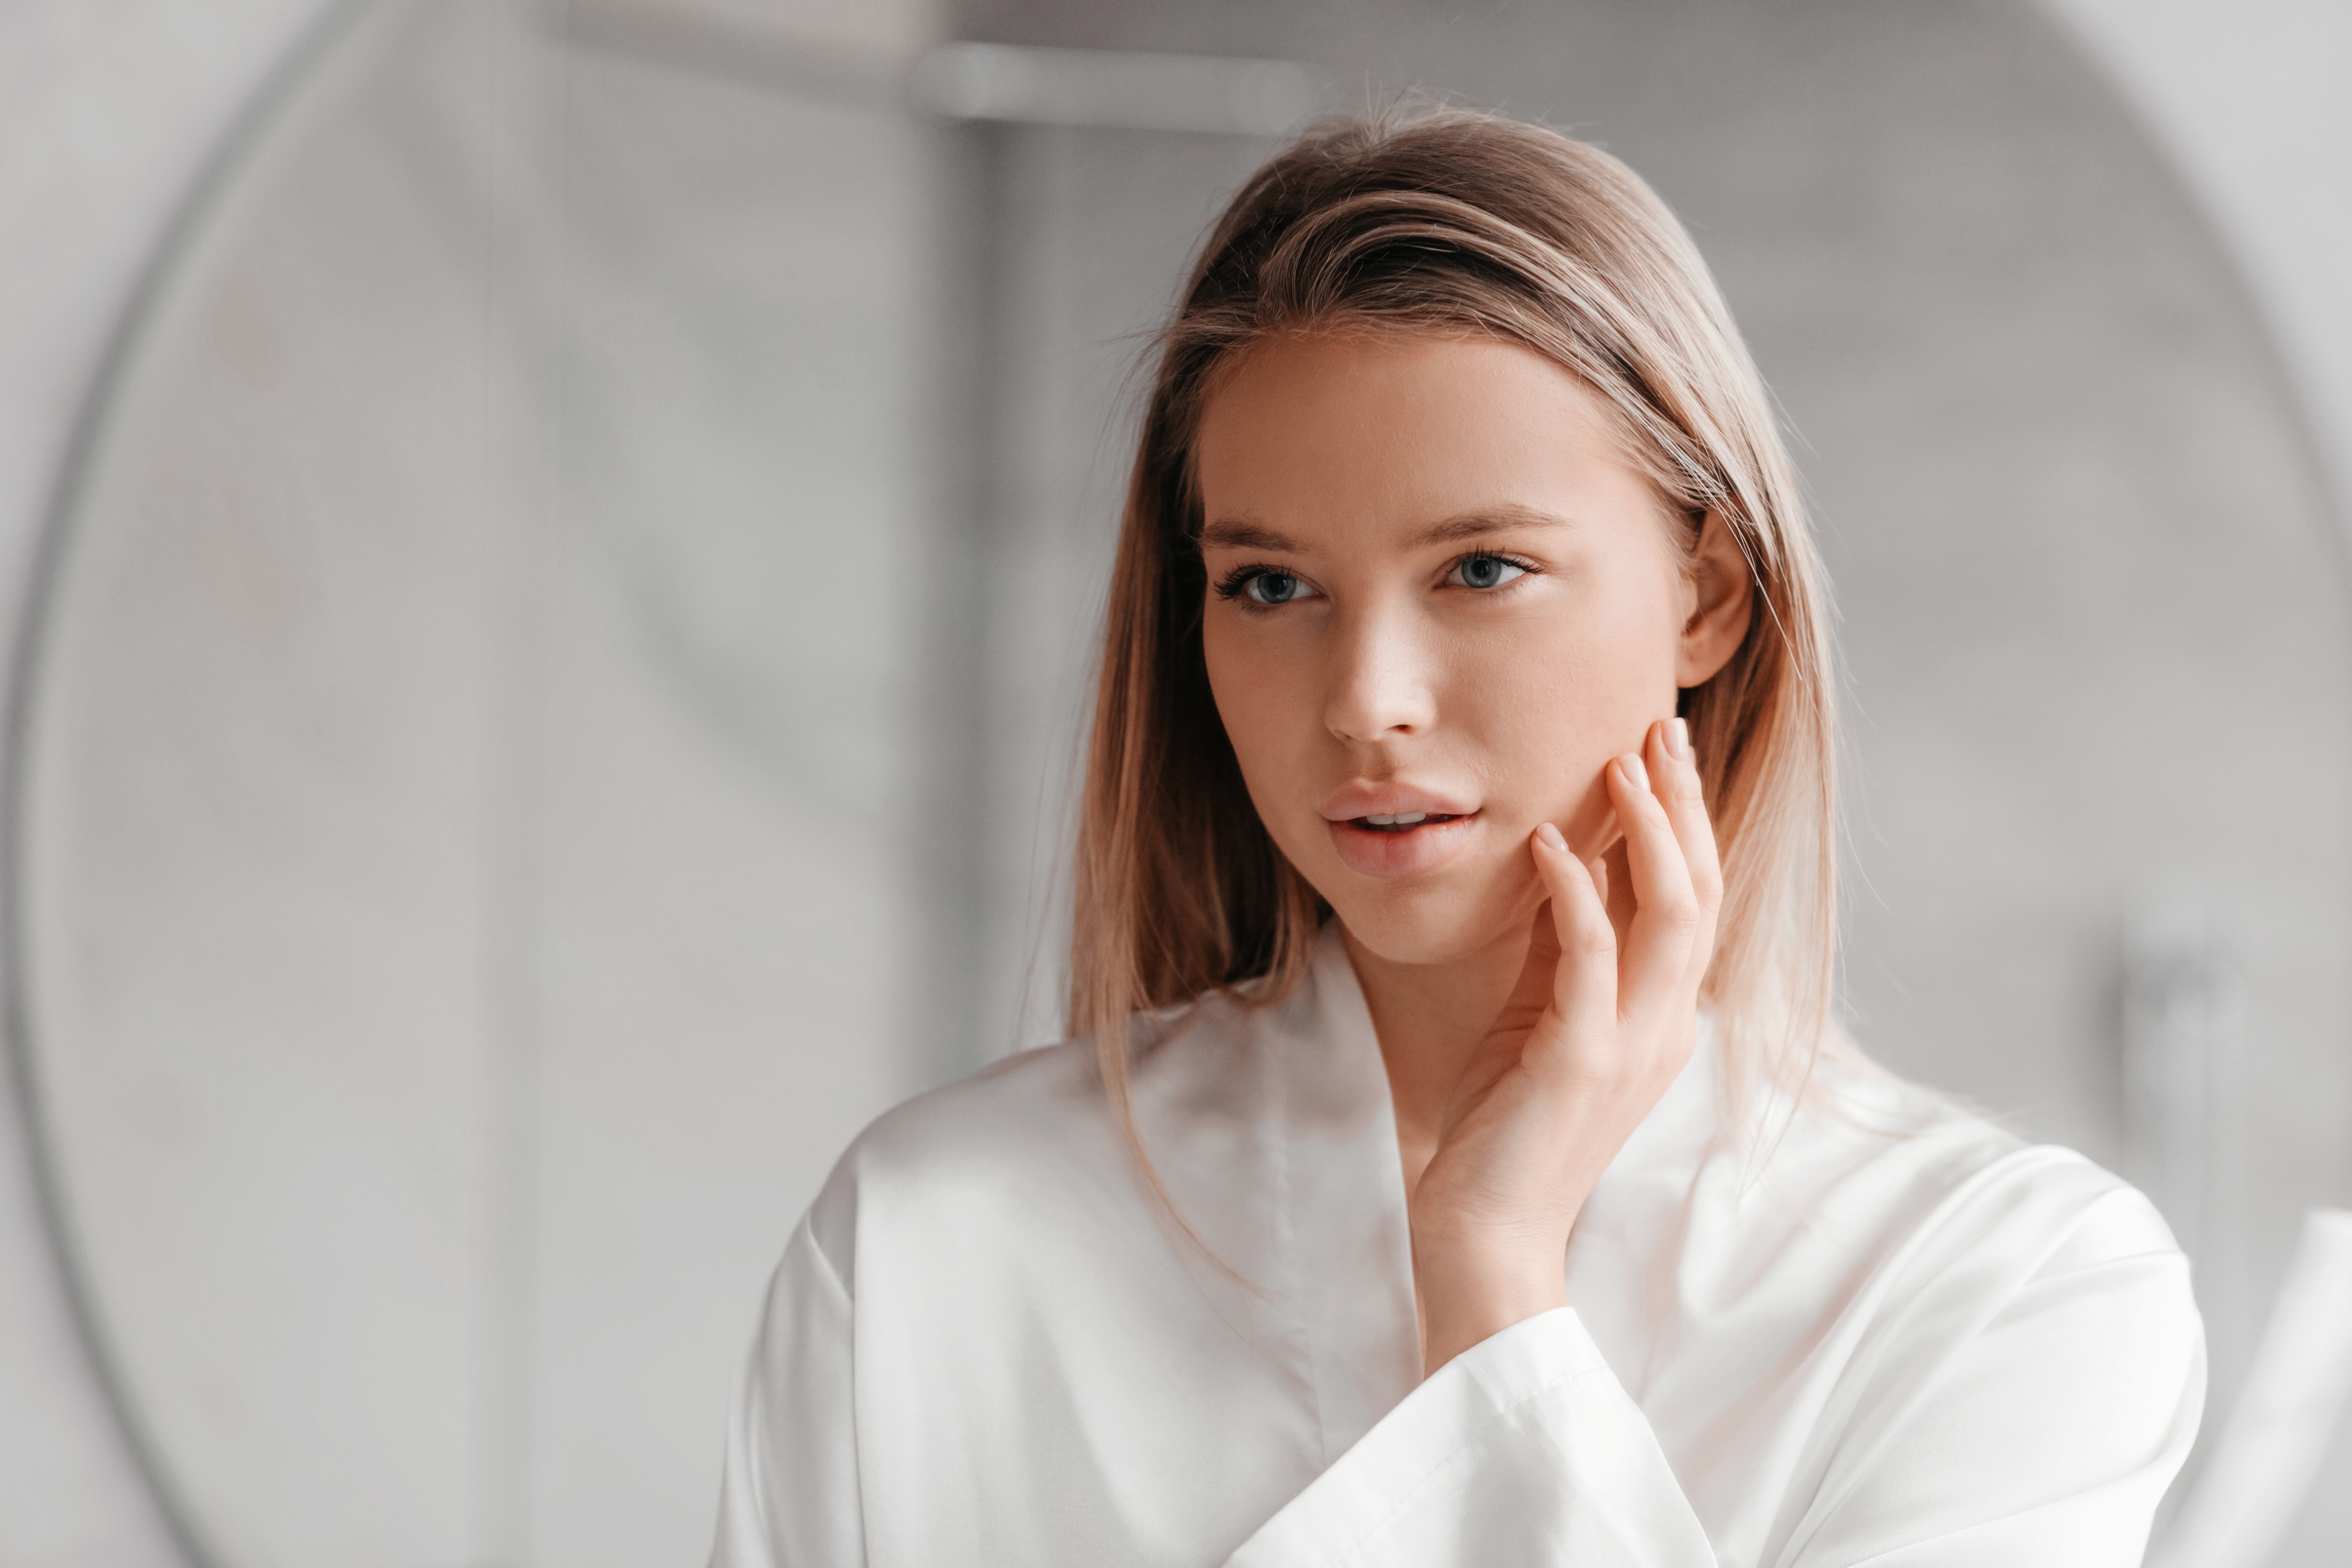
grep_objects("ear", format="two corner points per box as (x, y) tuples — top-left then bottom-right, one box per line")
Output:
(1675, 510), (1755, 688)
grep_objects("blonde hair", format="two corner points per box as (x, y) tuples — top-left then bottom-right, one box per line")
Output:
(1070, 108), (1842, 1176)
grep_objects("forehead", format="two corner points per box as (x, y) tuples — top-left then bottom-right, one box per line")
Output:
(1192, 331), (1645, 542)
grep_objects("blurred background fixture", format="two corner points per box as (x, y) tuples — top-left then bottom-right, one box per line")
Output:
(1, 1), (2347, 1564)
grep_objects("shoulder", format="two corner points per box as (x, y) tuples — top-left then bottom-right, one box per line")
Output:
(1702, 1065), (2201, 1446)
(1809, 1080), (2206, 1511)
(800, 992), (1265, 1286)
(1730, 1080), (2206, 1566)
(855, 1037), (1109, 1176)
(799, 1038), (1106, 1282)
(1776, 1062), (2191, 1321)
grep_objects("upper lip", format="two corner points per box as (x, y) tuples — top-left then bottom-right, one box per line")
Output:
(1320, 781), (1479, 823)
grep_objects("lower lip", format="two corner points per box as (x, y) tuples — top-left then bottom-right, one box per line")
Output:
(1328, 813), (1480, 879)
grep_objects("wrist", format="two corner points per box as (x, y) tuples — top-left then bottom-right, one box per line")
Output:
(1410, 1234), (1569, 1375)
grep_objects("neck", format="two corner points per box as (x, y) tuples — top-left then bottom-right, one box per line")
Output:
(1342, 915), (1534, 1194)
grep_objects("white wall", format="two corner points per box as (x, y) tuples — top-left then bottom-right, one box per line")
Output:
(2045, 0), (2352, 515)
(0, 6), (945, 1564)
(0, 9), (319, 1561)
(2026, 9), (2352, 1552)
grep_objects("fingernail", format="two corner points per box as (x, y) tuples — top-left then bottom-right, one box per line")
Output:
(1669, 717), (1691, 760)
(1620, 753), (1649, 793)
(1536, 822), (1567, 852)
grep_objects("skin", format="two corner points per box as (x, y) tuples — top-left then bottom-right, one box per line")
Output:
(1195, 331), (1755, 1376)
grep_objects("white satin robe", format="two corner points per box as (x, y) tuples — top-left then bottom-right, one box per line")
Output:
(712, 929), (2203, 1567)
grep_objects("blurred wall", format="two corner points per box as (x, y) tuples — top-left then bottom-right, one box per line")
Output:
(0, 2), (2344, 1564)
(0, 6), (951, 1564)
(2045, 0), (2352, 514)
(0, 10), (322, 1562)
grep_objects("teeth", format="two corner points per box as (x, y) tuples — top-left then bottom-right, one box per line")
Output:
(1364, 812), (1428, 826)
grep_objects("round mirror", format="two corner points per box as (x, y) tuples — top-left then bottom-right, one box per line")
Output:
(18, 3), (935, 1562)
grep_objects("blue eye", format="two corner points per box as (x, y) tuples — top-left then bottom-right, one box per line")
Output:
(1242, 570), (1316, 605)
(1449, 553), (1528, 590)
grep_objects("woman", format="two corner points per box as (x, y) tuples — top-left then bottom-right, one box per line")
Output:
(711, 110), (2202, 1566)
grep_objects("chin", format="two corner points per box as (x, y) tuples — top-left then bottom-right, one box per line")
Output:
(1321, 875), (1536, 969)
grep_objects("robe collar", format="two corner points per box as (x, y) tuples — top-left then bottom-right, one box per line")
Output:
(1133, 919), (1719, 1463)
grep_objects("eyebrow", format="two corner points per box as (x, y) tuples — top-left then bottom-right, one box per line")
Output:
(1197, 517), (1300, 552)
(1408, 504), (1578, 546)
(1197, 504), (1575, 554)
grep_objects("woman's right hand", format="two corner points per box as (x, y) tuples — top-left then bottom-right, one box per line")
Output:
(1404, 716), (1724, 1376)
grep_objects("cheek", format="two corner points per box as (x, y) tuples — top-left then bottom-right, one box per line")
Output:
(1462, 600), (1678, 800)
(1203, 622), (1300, 789)
(1203, 622), (1341, 885)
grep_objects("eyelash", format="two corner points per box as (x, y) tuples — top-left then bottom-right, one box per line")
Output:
(1211, 551), (1540, 603)
(1213, 564), (1293, 603)
(1212, 564), (1261, 600)
(1447, 550), (1539, 590)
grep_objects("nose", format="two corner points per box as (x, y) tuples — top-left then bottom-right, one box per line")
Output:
(1323, 601), (1437, 744)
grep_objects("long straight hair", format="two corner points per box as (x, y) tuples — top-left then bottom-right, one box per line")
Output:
(1070, 108), (1843, 1178)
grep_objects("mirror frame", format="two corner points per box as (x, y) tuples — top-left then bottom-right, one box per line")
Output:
(0, 5), (378, 1564)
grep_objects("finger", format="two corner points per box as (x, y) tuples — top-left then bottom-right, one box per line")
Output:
(1647, 718), (1724, 983)
(1608, 750), (1702, 1024)
(1531, 822), (1616, 1038)
(1490, 896), (1559, 1039)
(1596, 838), (1632, 948)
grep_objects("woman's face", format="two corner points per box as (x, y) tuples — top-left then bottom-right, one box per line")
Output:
(1197, 331), (1742, 968)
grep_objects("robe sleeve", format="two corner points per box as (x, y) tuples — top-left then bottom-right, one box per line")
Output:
(708, 1214), (867, 1568)
(1225, 1175), (2204, 1568)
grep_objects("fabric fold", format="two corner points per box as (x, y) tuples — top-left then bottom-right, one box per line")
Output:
(709, 926), (2202, 1568)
